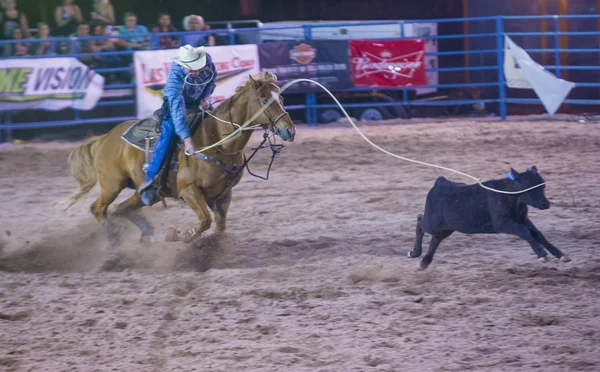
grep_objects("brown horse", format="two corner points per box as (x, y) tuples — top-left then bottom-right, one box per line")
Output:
(60, 72), (296, 244)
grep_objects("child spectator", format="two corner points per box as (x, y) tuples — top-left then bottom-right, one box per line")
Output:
(4, 26), (29, 56)
(33, 22), (57, 55)
(69, 22), (94, 65)
(90, 21), (120, 73)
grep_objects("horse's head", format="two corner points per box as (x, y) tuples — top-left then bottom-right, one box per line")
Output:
(245, 72), (296, 142)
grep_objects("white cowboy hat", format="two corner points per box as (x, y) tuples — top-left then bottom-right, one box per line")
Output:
(172, 45), (206, 70)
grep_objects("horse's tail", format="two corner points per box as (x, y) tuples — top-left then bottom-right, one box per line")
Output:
(58, 135), (104, 212)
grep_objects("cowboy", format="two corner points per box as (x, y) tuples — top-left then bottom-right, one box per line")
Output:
(138, 44), (217, 206)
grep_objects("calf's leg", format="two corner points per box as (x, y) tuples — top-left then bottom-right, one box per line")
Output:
(498, 221), (548, 261)
(525, 219), (570, 262)
(408, 214), (425, 259)
(420, 230), (453, 271)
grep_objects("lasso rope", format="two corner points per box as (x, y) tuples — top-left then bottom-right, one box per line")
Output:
(183, 68), (215, 87)
(193, 78), (546, 195)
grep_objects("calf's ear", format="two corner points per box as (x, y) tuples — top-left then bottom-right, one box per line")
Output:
(529, 165), (538, 173)
(508, 168), (518, 180)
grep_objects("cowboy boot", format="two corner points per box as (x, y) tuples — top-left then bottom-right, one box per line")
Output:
(138, 179), (158, 206)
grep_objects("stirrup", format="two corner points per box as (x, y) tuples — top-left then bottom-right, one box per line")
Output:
(140, 184), (158, 206)
(138, 179), (155, 193)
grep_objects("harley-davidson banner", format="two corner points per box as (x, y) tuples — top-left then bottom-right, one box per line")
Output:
(349, 39), (427, 88)
(258, 40), (353, 93)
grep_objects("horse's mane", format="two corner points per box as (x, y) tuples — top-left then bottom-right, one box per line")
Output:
(211, 71), (280, 117)
(234, 71), (280, 94)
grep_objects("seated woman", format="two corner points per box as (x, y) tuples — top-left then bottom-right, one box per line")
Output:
(151, 13), (179, 50)
(181, 15), (215, 47)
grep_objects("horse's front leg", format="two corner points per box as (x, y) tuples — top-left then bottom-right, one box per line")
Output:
(210, 189), (232, 234)
(176, 184), (212, 242)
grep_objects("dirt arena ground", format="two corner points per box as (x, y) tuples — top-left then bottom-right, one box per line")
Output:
(1, 117), (599, 372)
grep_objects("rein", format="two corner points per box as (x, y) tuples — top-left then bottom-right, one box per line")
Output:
(189, 130), (284, 200)
(188, 88), (288, 200)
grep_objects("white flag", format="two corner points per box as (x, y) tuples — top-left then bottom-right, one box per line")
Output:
(504, 35), (575, 115)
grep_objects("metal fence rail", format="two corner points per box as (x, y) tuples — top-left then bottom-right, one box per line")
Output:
(1, 15), (600, 142)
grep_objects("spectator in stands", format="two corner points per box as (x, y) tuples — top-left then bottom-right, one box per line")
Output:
(181, 15), (215, 47)
(117, 12), (149, 82)
(33, 22), (57, 55)
(91, 21), (115, 54)
(117, 12), (149, 51)
(54, 0), (83, 36)
(151, 13), (179, 50)
(4, 26), (29, 56)
(91, 0), (115, 26)
(0, 0), (30, 39)
(90, 21), (120, 82)
(69, 22), (94, 65)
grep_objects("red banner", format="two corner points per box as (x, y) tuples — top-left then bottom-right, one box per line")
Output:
(349, 39), (427, 88)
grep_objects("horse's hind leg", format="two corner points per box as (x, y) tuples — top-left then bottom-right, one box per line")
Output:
(408, 214), (425, 258)
(91, 181), (124, 246)
(114, 193), (155, 243)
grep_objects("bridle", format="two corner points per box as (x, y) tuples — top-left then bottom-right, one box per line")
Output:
(188, 84), (291, 200)
(219, 86), (291, 136)
(254, 90), (292, 135)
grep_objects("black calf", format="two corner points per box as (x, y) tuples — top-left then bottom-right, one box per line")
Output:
(408, 166), (570, 270)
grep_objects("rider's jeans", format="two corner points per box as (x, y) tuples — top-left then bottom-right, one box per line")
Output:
(145, 117), (176, 182)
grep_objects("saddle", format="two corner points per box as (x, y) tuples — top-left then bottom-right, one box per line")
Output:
(121, 108), (205, 196)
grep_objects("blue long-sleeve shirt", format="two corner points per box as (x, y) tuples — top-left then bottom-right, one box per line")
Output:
(162, 54), (217, 140)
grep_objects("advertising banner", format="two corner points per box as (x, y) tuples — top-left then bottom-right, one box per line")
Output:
(258, 40), (353, 93)
(349, 39), (427, 88)
(0, 57), (104, 111)
(134, 44), (260, 119)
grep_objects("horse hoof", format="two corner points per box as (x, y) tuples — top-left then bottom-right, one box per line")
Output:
(538, 256), (548, 263)
(165, 227), (198, 243)
(180, 229), (198, 243)
(560, 254), (571, 263)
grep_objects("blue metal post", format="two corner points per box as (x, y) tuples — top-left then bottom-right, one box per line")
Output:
(553, 16), (561, 78)
(0, 112), (4, 144)
(5, 113), (12, 143)
(228, 29), (236, 45)
(495, 16), (507, 120)
(304, 25), (316, 125)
